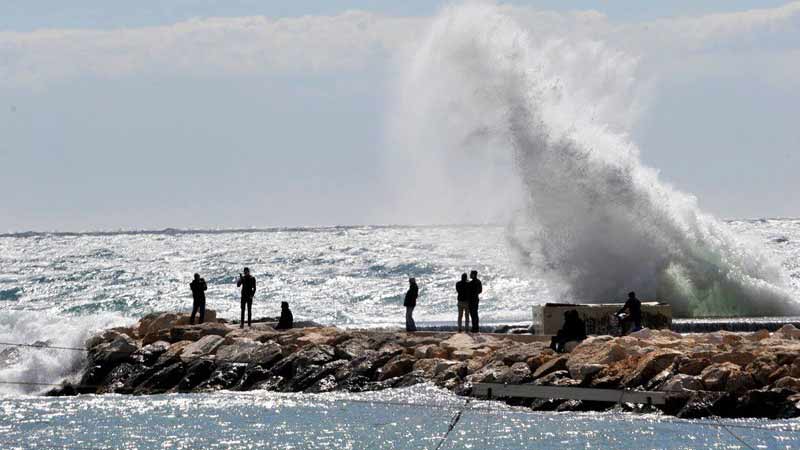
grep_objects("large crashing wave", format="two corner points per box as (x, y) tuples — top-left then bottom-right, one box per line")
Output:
(388, 2), (799, 317)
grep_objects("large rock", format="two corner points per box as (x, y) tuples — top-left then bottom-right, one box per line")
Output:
(216, 340), (283, 367)
(376, 355), (416, 381)
(272, 344), (336, 378)
(132, 341), (170, 365)
(466, 361), (511, 384)
(776, 324), (800, 340)
(177, 359), (217, 392)
(623, 350), (682, 387)
(335, 339), (371, 360)
(736, 388), (800, 419)
(494, 343), (547, 366)
(660, 374), (703, 393)
(181, 335), (225, 360)
(675, 356), (711, 376)
(170, 322), (231, 342)
(134, 362), (186, 394)
(89, 334), (138, 365)
(197, 363), (247, 390)
(567, 341), (628, 380)
(533, 356), (568, 379)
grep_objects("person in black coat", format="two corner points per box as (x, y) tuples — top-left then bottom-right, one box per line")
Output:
(404, 277), (418, 332)
(236, 267), (256, 328)
(276, 301), (293, 330)
(468, 271), (482, 333)
(549, 310), (587, 353)
(189, 273), (207, 324)
(456, 273), (470, 332)
(616, 291), (643, 335)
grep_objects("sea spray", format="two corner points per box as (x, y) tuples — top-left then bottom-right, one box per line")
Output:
(0, 311), (127, 395)
(389, 2), (798, 316)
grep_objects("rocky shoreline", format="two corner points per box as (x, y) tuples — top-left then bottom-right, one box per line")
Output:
(48, 311), (800, 419)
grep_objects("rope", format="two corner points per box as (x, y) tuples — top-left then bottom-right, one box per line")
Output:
(433, 398), (471, 450)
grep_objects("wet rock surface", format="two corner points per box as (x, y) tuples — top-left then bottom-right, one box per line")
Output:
(45, 312), (800, 419)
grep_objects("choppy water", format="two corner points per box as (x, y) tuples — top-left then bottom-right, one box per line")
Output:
(1, 385), (799, 449)
(0, 221), (799, 397)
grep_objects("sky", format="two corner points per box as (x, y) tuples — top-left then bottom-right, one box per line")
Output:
(1, 1), (799, 231)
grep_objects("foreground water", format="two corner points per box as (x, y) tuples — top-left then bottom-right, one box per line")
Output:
(2, 385), (798, 449)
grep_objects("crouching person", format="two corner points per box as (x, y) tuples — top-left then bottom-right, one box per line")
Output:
(549, 309), (587, 353)
(276, 301), (293, 330)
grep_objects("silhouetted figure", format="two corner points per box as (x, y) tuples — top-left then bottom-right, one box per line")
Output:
(456, 273), (470, 332)
(276, 301), (293, 330)
(404, 277), (418, 332)
(236, 267), (256, 328)
(616, 291), (642, 335)
(549, 310), (587, 353)
(189, 273), (207, 324)
(468, 270), (482, 333)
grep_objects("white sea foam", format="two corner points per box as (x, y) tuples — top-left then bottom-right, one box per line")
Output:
(0, 311), (127, 395)
(388, 2), (799, 316)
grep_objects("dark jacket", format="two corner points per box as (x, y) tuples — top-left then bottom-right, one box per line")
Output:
(237, 275), (256, 300)
(620, 296), (642, 322)
(456, 280), (468, 302)
(190, 279), (207, 301)
(277, 307), (293, 330)
(560, 315), (587, 341)
(468, 278), (482, 304)
(404, 284), (418, 308)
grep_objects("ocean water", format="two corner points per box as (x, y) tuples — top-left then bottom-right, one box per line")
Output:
(1, 385), (799, 449)
(0, 221), (799, 398)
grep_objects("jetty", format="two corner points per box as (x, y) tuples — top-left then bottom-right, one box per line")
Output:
(46, 310), (800, 419)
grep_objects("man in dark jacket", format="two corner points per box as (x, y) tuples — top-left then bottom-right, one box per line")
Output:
(189, 273), (207, 324)
(276, 301), (293, 330)
(468, 270), (482, 333)
(236, 267), (256, 328)
(617, 291), (642, 335)
(456, 273), (470, 332)
(404, 277), (418, 332)
(549, 310), (587, 353)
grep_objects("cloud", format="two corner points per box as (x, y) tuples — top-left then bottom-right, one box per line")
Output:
(0, 11), (425, 88)
(0, 2), (798, 89)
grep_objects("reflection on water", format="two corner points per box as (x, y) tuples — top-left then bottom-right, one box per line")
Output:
(2, 385), (798, 449)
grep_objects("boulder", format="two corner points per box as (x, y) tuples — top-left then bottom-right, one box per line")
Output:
(238, 365), (274, 390)
(272, 344), (335, 378)
(287, 360), (349, 392)
(466, 361), (510, 384)
(660, 374), (703, 393)
(736, 388), (800, 419)
(181, 335), (225, 360)
(134, 362), (186, 394)
(376, 355), (416, 381)
(500, 362), (533, 384)
(297, 330), (339, 346)
(746, 356), (780, 385)
(170, 323), (231, 342)
(533, 355), (568, 379)
(699, 362), (739, 391)
(158, 340), (193, 363)
(494, 343), (546, 365)
(567, 341), (628, 380)
(676, 391), (736, 419)
(776, 324), (800, 340)
(222, 340), (282, 367)
(86, 329), (128, 350)
(177, 359), (217, 392)
(347, 349), (403, 379)
(335, 339), (371, 360)
(745, 329), (771, 341)
(675, 357), (711, 376)
(711, 352), (756, 367)
(197, 363), (248, 390)
(89, 334), (138, 365)
(132, 341), (170, 365)
(623, 350), (682, 387)
(414, 344), (447, 359)
(774, 376), (800, 392)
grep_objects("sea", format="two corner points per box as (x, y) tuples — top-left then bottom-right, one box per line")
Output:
(1, 221), (799, 448)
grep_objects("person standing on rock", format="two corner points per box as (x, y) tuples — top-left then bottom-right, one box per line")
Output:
(468, 270), (482, 333)
(237, 267), (256, 328)
(189, 273), (207, 324)
(456, 273), (470, 332)
(404, 277), (418, 332)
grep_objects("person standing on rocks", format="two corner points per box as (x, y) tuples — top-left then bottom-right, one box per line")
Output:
(468, 270), (482, 333)
(456, 273), (470, 332)
(189, 273), (207, 324)
(404, 277), (418, 332)
(237, 267), (257, 328)
(617, 291), (642, 335)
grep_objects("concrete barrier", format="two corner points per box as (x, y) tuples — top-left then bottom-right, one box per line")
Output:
(532, 302), (672, 335)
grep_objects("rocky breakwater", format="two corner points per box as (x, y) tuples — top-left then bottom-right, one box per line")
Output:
(48, 312), (800, 419)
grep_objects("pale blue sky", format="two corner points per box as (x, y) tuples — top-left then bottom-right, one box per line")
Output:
(1, 1), (799, 231)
